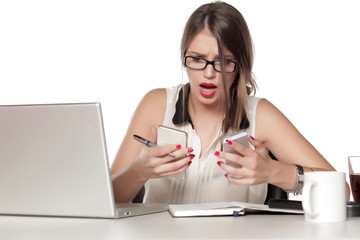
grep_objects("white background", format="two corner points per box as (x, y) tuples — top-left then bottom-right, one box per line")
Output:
(1, 0), (360, 182)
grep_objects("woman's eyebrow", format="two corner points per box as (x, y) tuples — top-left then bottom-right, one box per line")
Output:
(186, 51), (206, 57)
(186, 51), (234, 60)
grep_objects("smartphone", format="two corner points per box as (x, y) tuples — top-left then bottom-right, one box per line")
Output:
(157, 125), (188, 179)
(222, 131), (249, 169)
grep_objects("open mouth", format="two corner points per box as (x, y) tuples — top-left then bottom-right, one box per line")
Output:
(200, 83), (217, 92)
(199, 83), (217, 98)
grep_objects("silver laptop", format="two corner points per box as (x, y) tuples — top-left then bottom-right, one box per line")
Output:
(0, 103), (167, 218)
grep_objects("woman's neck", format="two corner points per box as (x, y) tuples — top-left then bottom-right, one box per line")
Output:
(188, 93), (225, 119)
(188, 94), (225, 156)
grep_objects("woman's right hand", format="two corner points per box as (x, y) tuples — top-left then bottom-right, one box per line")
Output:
(131, 127), (194, 181)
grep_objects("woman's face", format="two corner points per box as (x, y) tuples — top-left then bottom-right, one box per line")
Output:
(185, 28), (237, 107)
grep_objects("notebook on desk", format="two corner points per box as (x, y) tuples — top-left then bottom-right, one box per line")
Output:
(0, 102), (167, 218)
(169, 201), (304, 217)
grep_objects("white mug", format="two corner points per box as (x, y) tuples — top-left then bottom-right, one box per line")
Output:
(302, 171), (346, 223)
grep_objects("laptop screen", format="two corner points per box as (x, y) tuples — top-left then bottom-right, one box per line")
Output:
(0, 103), (116, 218)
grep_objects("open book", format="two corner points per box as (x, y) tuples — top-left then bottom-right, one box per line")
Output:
(169, 201), (304, 217)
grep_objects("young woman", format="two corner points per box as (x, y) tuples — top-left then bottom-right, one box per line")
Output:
(111, 1), (345, 204)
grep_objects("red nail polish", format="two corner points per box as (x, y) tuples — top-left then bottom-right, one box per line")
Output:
(176, 144), (181, 149)
(225, 174), (228, 178)
(227, 140), (233, 145)
(217, 161), (221, 166)
(189, 154), (195, 160)
(188, 161), (192, 166)
(188, 148), (193, 153)
(214, 151), (220, 156)
(250, 136), (255, 141)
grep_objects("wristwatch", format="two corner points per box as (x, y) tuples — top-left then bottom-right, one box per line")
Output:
(285, 164), (304, 195)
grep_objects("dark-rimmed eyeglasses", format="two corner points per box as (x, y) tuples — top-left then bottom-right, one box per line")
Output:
(183, 56), (237, 73)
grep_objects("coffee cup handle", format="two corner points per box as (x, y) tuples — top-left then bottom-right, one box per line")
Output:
(302, 181), (319, 217)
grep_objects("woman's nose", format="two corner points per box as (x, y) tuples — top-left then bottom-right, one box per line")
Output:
(203, 63), (216, 79)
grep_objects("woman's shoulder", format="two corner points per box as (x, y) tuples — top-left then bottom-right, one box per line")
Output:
(253, 98), (283, 122)
(137, 88), (167, 115)
(125, 88), (167, 134)
(256, 98), (279, 116)
(246, 96), (278, 112)
(135, 85), (183, 122)
(143, 88), (167, 101)
(255, 98), (291, 139)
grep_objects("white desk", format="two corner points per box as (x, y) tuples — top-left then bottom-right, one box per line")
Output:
(0, 212), (359, 239)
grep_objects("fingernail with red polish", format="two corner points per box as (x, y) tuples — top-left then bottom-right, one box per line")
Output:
(214, 151), (220, 156)
(250, 136), (255, 141)
(217, 161), (221, 166)
(188, 148), (193, 153)
(188, 161), (192, 166)
(225, 174), (228, 178)
(189, 154), (195, 160)
(227, 140), (233, 145)
(176, 144), (181, 149)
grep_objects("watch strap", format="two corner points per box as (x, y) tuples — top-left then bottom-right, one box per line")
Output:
(284, 164), (304, 195)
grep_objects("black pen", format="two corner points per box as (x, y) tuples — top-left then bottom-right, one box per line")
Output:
(133, 134), (176, 157)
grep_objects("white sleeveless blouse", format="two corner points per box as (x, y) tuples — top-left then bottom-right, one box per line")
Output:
(143, 84), (267, 204)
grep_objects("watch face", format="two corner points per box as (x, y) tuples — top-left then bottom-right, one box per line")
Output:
(298, 175), (304, 182)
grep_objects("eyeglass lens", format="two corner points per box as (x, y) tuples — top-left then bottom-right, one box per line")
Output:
(184, 56), (236, 73)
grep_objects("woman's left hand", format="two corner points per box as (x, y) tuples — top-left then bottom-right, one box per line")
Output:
(215, 136), (275, 185)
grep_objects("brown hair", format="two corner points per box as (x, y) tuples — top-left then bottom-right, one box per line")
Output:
(181, 1), (257, 132)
